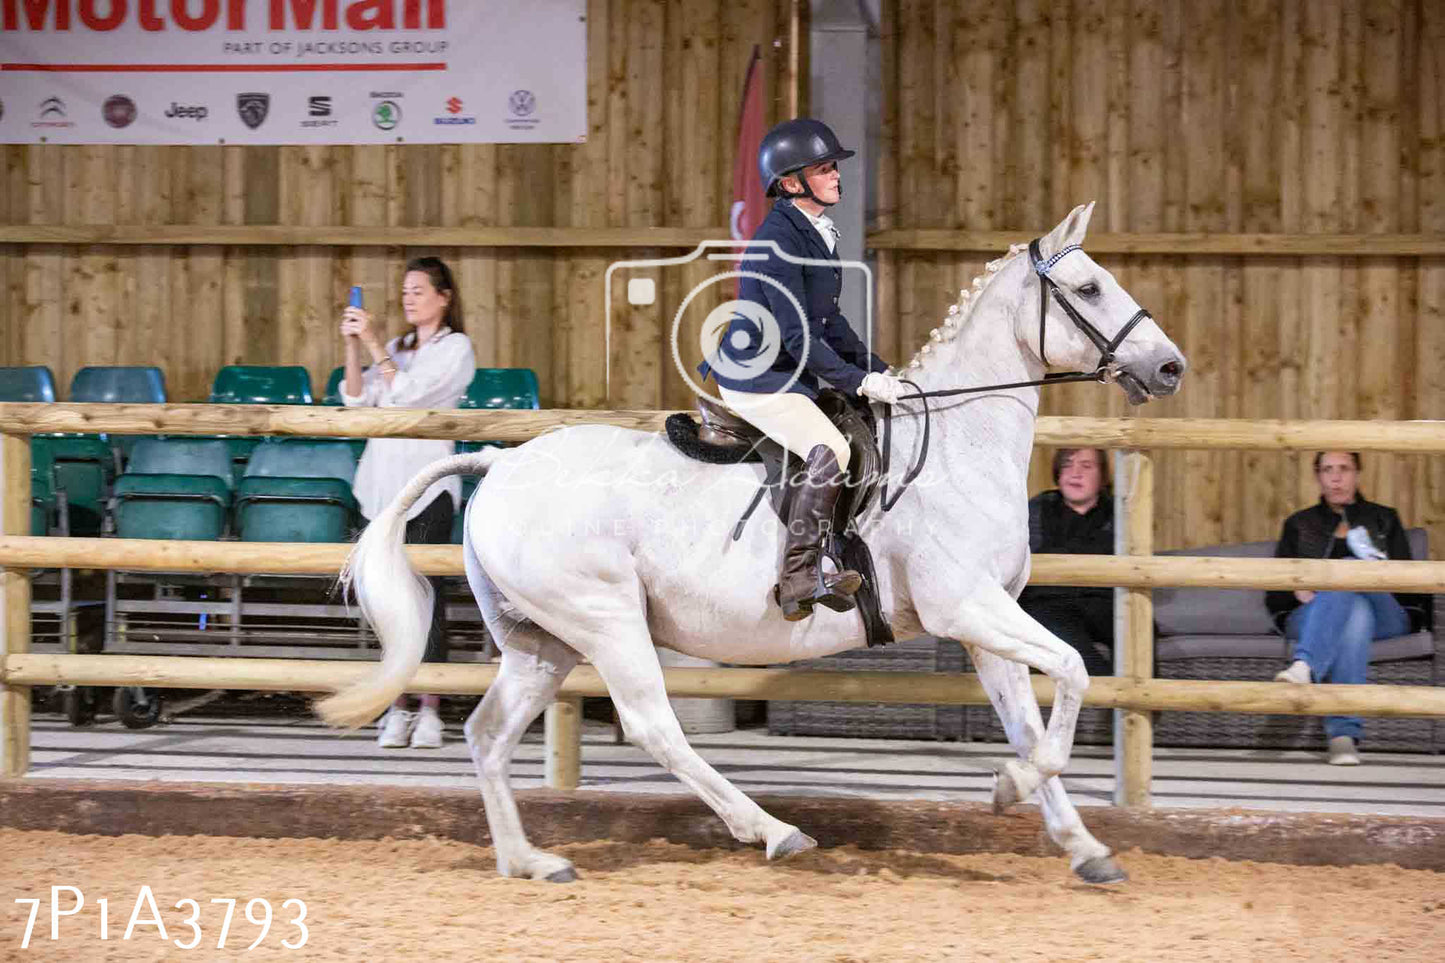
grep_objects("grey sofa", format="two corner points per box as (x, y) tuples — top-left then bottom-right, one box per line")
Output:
(1148, 528), (1442, 752)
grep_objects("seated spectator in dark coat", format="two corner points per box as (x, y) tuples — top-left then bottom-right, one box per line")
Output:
(1017, 448), (1115, 676)
(1265, 450), (1431, 766)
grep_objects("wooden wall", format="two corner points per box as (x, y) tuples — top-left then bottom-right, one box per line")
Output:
(876, 0), (1445, 551)
(3, 0), (1443, 555)
(0, 0), (802, 408)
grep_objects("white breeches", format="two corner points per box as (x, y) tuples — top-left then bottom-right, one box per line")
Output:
(717, 386), (851, 472)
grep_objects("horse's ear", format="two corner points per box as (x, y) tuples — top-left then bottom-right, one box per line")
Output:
(1039, 202), (1096, 257)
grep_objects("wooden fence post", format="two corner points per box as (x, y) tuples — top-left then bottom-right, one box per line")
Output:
(1, 432), (33, 778)
(545, 695), (583, 790)
(1113, 449), (1154, 806)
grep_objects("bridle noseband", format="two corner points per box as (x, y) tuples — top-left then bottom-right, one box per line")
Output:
(1027, 239), (1151, 372)
(877, 237), (1154, 513)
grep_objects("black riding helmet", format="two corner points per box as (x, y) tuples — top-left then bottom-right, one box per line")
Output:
(758, 118), (855, 203)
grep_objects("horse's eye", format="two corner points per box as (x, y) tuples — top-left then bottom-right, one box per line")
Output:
(1078, 282), (1101, 298)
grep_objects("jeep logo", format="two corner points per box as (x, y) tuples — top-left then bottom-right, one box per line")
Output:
(165, 103), (208, 121)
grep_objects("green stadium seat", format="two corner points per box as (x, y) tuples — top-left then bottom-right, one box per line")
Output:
(207, 365), (315, 466)
(235, 440), (358, 543)
(322, 366), (345, 406)
(112, 439), (234, 541)
(30, 465), (54, 536)
(31, 435), (114, 537)
(318, 366), (367, 458)
(0, 365), (57, 402)
(448, 369), (539, 543)
(461, 368), (541, 411)
(209, 365), (314, 405)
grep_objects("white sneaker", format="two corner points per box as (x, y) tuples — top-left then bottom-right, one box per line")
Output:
(377, 708), (416, 748)
(1328, 735), (1361, 766)
(1274, 660), (1312, 684)
(409, 706), (444, 749)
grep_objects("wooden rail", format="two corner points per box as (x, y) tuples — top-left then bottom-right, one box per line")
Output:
(866, 230), (1445, 257)
(3, 225), (1442, 258)
(4, 407), (1445, 799)
(1, 535), (1443, 589)
(3, 404), (1444, 452)
(5, 654), (1445, 718)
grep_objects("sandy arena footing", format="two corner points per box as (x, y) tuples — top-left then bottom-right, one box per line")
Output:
(4, 779), (1445, 872)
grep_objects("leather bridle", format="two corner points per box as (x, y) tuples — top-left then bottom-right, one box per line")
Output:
(877, 238), (1153, 512)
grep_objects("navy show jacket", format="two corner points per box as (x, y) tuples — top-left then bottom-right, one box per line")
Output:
(698, 200), (888, 398)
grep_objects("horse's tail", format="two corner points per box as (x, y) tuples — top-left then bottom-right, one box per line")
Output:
(314, 448), (506, 729)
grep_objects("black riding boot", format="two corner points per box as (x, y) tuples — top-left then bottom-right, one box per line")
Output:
(775, 445), (862, 621)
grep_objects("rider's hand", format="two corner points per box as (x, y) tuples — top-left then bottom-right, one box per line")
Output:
(858, 372), (908, 404)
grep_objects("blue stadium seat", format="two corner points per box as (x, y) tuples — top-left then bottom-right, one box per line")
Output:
(70, 366), (167, 404)
(0, 366), (57, 402)
(69, 365), (169, 464)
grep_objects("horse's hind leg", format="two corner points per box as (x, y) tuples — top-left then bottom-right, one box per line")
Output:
(967, 644), (1125, 884)
(538, 588), (812, 859)
(463, 631), (581, 881)
(462, 537), (582, 881)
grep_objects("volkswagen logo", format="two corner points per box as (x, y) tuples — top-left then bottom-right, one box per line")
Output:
(508, 90), (536, 117)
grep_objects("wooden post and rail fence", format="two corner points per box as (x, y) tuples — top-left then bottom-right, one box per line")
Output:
(2, 404), (1444, 806)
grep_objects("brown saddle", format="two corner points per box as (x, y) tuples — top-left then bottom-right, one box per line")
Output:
(663, 390), (893, 646)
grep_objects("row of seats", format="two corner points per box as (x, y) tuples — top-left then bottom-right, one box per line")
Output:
(1, 363), (541, 409)
(3, 363), (540, 546)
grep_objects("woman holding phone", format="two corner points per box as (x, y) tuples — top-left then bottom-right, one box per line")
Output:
(339, 256), (476, 749)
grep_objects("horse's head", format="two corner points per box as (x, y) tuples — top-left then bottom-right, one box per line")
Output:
(1022, 202), (1186, 404)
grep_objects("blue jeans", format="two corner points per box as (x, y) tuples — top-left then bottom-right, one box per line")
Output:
(1285, 591), (1411, 740)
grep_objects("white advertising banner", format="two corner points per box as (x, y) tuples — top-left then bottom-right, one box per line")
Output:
(0, 0), (587, 144)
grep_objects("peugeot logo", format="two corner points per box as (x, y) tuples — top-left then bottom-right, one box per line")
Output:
(236, 92), (269, 129)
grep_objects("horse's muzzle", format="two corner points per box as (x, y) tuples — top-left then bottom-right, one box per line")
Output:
(1117, 352), (1186, 405)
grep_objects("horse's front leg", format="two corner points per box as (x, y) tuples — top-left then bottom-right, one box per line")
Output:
(915, 578), (1089, 807)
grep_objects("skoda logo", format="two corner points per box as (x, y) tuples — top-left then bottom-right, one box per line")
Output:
(508, 90), (535, 117)
(372, 99), (400, 130)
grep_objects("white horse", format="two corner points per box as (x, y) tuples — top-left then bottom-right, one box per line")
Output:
(318, 203), (1186, 885)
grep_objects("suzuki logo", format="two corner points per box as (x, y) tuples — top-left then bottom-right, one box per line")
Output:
(446, 97), (463, 115)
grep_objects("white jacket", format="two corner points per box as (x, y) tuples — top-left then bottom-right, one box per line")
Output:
(340, 327), (476, 521)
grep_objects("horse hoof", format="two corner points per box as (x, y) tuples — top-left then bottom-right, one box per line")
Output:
(767, 829), (817, 860)
(991, 763), (1023, 815)
(545, 867), (579, 884)
(1074, 855), (1127, 885)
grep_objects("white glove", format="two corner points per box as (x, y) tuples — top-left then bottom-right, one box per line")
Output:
(858, 372), (908, 404)
(1345, 526), (1387, 561)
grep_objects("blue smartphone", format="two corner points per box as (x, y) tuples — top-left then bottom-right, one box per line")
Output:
(349, 285), (364, 308)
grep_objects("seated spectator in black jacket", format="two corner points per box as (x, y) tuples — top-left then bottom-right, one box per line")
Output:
(1264, 450), (1431, 766)
(1017, 448), (1115, 676)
